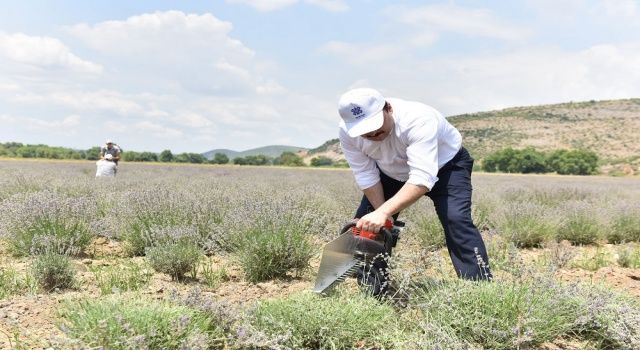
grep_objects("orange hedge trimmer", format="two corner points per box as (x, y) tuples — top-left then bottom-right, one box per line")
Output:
(313, 220), (403, 296)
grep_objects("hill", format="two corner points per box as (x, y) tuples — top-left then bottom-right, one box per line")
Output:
(202, 145), (308, 160)
(299, 98), (640, 175)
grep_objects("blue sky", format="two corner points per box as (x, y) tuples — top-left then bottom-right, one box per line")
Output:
(1, 0), (639, 153)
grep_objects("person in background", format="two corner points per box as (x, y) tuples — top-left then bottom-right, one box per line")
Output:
(100, 139), (121, 165)
(337, 87), (492, 281)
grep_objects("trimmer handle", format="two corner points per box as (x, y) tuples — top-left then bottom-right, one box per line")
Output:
(342, 219), (404, 256)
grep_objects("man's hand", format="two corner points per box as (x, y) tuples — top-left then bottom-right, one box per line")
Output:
(356, 209), (391, 233)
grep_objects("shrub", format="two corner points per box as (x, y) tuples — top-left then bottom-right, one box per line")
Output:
(569, 285), (640, 348)
(32, 252), (76, 291)
(91, 260), (152, 295)
(249, 292), (398, 349)
(617, 244), (640, 268)
(58, 294), (225, 349)
(119, 189), (224, 256)
(236, 223), (313, 283)
(310, 156), (334, 167)
(0, 191), (95, 257)
(146, 241), (202, 281)
(414, 213), (446, 250)
(556, 204), (603, 245)
(483, 147), (548, 173)
(484, 235), (518, 272)
(412, 279), (582, 350)
(273, 152), (304, 166)
(540, 240), (576, 269)
(495, 202), (555, 248)
(607, 208), (640, 243)
(547, 149), (599, 175)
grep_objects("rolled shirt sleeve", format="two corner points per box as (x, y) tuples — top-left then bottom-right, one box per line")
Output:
(404, 117), (440, 191)
(339, 128), (380, 190)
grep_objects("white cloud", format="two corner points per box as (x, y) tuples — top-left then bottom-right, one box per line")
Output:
(0, 32), (102, 73)
(2, 114), (82, 134)
(395, 3), (530, 42)
(134, 121), (184, 139)
(406, 43), (640, 114)
(66, 11), (254, 66)
(597, 0), (638, 19)
(319, 41), (400, 65)
(171, 112), (213, 128)
(13, 90), (144, 116)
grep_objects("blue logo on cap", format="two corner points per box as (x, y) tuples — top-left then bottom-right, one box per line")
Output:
(350, 106), (363, 116)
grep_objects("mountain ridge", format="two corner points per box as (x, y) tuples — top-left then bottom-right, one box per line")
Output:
(209, 98), (639, 175)
(202, 145), (307, 160)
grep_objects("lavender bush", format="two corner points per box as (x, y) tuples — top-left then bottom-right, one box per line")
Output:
(58, 294), (225, 349)
(556, 202), (604, 245)
(146, 240), (203, 281)
(494, 201), (556, 248)
(0, 191), (96, 256)
(31, 252), (76, 291)
(249, 292), (399, 349)
(608, 205), (640, 243)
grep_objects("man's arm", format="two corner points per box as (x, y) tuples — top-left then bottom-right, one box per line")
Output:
(361, 181), (385, 210)
(357, 183), (428, 232)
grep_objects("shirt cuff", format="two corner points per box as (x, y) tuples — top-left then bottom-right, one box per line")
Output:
(355, 172), (381, 190)
(406, 173), (438, 191)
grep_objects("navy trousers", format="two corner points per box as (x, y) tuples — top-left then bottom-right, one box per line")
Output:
(355, 147), (493, 280)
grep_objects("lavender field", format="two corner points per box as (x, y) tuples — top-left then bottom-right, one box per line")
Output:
(1, 159), (639, 349)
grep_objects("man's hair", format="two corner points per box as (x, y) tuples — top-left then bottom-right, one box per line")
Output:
(383, 101), (391, 112)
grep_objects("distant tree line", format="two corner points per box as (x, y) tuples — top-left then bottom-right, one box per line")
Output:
(231, 152), (347, 168)
(0, 142), (229, 164)
(0, 142), (349, 167)
(482, 147), (599, 175)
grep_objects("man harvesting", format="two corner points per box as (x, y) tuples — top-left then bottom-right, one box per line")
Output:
(338, 88), (492, 280)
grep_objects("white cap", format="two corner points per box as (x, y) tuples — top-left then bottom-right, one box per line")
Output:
(106, 139), (113, 144)
(105, 154), (113, 160)
(338, 88), (385, 137)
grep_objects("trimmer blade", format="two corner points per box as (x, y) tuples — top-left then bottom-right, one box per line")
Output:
(313, 232), (361, 294)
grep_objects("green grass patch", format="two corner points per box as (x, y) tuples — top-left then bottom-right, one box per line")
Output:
(0, 265), (37, 299)
(249, 292), (399, 349)
(571, 248), (611, 271)
(58, 294), (225, 349)
(91, 260), (152, 295)
(198, 259), (230, 289)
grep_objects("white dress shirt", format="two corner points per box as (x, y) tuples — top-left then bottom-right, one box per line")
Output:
(339, 97), (462, 191)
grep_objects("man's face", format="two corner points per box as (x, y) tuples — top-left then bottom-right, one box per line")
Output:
(361, 109), (392, 142)
(106, 143), (113, 149)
